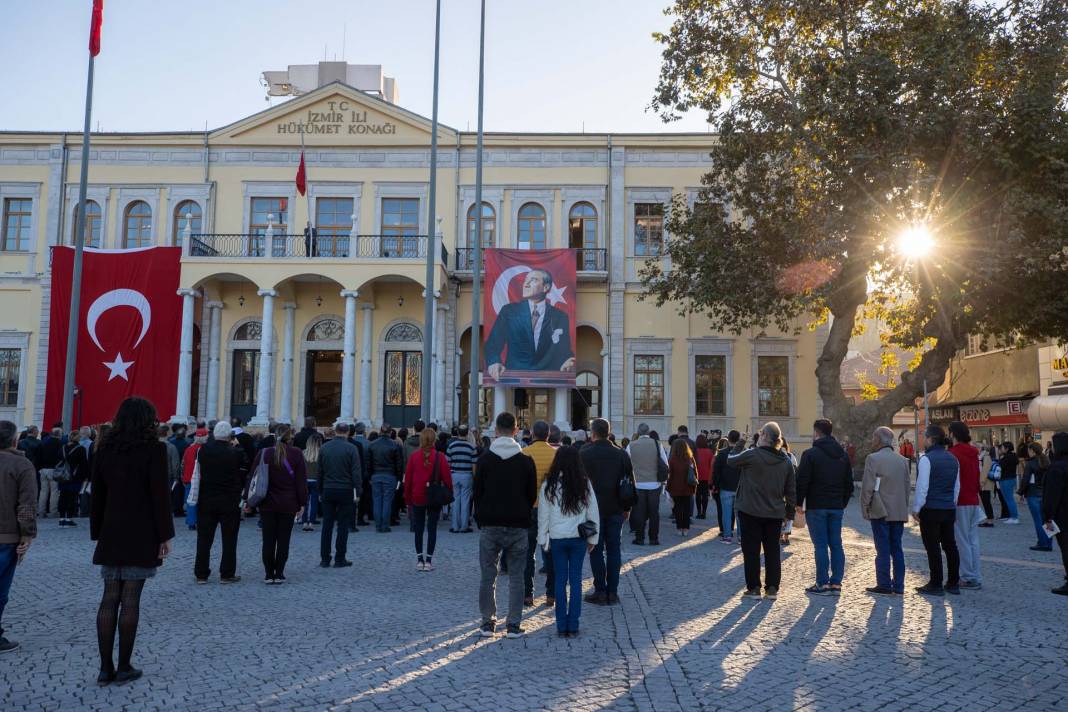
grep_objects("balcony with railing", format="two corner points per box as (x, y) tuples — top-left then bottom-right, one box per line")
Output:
(454, 247), (608, 279)
(186, 232), (448, 265)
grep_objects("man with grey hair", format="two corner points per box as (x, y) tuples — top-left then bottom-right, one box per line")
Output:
(861, 426), (911, 595)
(0, 420), (38, 652)
(626, 423), (668, 545)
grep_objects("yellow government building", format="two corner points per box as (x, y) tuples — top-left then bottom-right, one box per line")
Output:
(0, 65), (825, 437)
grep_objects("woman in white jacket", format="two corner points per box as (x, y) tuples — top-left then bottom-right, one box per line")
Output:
(538, 446), (600, 638)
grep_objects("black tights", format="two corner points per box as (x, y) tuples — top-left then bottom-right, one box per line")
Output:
(96, 579), (145, 673)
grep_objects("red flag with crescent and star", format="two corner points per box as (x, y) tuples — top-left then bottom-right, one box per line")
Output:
(481, 248), (577, 388)
(43, 246), (182, 428)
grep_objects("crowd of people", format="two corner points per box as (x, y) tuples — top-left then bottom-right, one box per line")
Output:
(2, 397), (1067, 682)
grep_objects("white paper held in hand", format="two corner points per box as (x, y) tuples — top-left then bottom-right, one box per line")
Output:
(873, 476), (881, 493)
(1043, 520), (1061, 538)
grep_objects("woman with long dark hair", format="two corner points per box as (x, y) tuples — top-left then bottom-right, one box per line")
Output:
(403, 428), (452, 571)
(537, 446), (599, 637)
(666, 438), (698, 536)
(89, 397), (174, 685)
(250, 424), (308, 584)
(1020, 442), (1052, 551)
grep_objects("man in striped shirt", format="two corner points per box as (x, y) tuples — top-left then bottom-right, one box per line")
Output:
(447, 426), (478, 533)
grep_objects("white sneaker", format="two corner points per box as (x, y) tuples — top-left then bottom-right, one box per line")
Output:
(417, 559), (425, 571)
(1004, 518), (1020, 525)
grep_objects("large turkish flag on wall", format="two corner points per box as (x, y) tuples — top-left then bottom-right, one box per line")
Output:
(43, 247), (182, 428)
(482, 248), (577, 388)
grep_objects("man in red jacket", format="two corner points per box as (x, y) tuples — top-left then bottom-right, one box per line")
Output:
(949, 421), (983, 590)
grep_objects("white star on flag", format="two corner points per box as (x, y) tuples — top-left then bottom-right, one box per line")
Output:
(547, 284), (568, 306)
(103, 353), (134, 381)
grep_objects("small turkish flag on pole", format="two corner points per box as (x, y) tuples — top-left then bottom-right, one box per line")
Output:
(295, 150), (307, 196)
(89, 0), (104, 56)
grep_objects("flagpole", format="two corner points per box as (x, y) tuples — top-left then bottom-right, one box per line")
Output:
(468, 0), (486, 433)
(60, 53), (96, 431)
(300, 127), (311, 240)
(420, 0), (441, 422)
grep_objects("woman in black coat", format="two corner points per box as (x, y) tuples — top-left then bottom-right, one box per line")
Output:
(89, 397), (175, 686)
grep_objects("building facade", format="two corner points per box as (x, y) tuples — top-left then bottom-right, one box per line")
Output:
(0, 82), (824, 436)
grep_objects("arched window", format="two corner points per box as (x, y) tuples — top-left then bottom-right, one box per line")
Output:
(71, 200), (102, 247)
(123, 200), (152, 248)
(307, 318), (344, 341)
(517, 202), (546, 250)
(172, 200), (202, 248)
(466, 202), (495, 250)
(234, 321), (262, 341)
(385, 322), (422, 342)
(569, 202), (597, 249)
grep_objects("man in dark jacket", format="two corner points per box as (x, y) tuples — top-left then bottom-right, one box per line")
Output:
(193, 422), (247, 583)
(318, 423), (362, 567)
(713, 430), (744, 542)
(580, 418), (634, 606)
(472, 412), (537, 638)
(796, 419), (855, 595)
(36, 427), (65, 519)
(1041, 431), (1068, 595)
(293, 417), (318, 450)
(367, 427), (403, 532)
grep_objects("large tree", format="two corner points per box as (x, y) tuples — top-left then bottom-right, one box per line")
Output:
(643, 0), (1068, 446)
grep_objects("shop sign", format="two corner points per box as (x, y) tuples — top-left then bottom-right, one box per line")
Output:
(959, 400), (1031, 426)
(930, 406), (956, 421)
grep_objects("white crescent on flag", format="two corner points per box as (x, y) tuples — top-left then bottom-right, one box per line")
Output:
(86, 288), (152, 352)
(491, 265), (531, 314)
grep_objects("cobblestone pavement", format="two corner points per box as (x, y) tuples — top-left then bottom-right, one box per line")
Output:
(2, 496), (1065, 711)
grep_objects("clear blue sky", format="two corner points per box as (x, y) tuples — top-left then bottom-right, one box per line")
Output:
(0, 0), (711, 134)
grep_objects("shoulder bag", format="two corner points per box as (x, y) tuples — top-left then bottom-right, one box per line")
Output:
(686, 459), (699, 487)
(247, 447), (294, 508)
(425, 451), (454, 508)
(617, 471), (637, 508)
(186, 449), (202, 506)
(577, 518), (598, 540)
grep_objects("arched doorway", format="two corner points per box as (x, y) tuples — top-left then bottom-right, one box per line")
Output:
(303, 317), (344, 424)
(380, 321), (423, 427)
(228, 319), (263, 425)
(572, 371), (601, 430)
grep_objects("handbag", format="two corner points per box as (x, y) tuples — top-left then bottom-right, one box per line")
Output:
(247, 447), (293, 508)
(987, 460), (1002, 481)
(577, 519), (598, 540)
(617, 472), (637, 509)
(686, 461), (698, 487)
(186, 451), (201, 506)
(52, 458), (73, 484)
(425, 451), (454, 508)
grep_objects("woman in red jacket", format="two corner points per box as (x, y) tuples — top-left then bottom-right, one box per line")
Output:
(666, 438), (698, 536)
(695, 434), (715, 519)
(404, 428), (452, 571)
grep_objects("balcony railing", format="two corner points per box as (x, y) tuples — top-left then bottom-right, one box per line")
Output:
(455, 247), (607, 272)
(188, 233), (440, 260)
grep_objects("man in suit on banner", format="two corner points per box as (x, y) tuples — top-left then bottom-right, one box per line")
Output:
(486, 268), (574, 380)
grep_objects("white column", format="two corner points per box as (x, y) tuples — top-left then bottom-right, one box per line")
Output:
(204, 300), (224, 421)
(555, 387), (571, 432)
(493, 386), (506, 424)
(251, 289), (277, 426)
(435, 304), (448, 425)
(340, 290), (359, 424)
(357, 303), (375, 424)
(278, 302), (297, 425)
(171, 288), (200, 423)
(600, 348), (610, 424)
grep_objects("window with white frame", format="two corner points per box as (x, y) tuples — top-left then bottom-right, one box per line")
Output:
(71, 200), (102, 247)
(634, 202), (664, 256)
(0, 348), (19, 407)
(633, 355), (665, 415)
(2, 198), (31, 252)
(172, 200), (202, 248)
(517, 202), (546, 250)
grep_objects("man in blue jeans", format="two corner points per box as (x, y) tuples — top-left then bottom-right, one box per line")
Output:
(796, 419), (854, 596)
(861, 427), (912, 594)
(579, 418), (634, 606)
(367, 430), (403, 533)
(0, 419), (38, 653)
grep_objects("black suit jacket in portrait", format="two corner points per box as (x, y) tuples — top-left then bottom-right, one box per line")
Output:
(484, 300), (573, 372)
